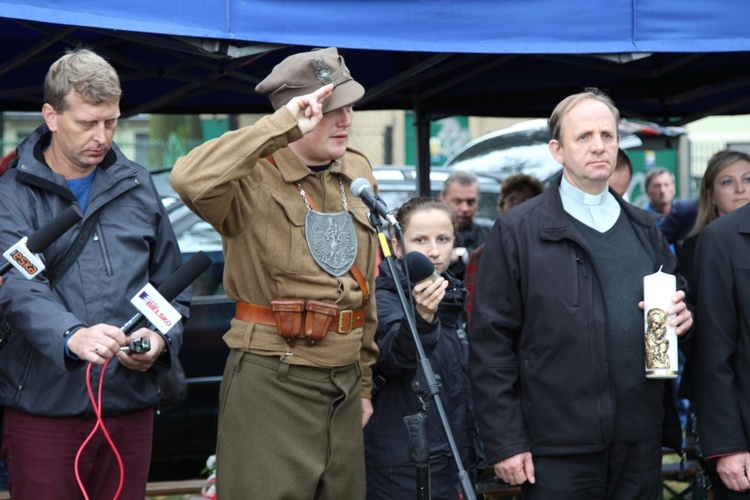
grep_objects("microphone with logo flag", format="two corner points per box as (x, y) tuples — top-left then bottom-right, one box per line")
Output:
(0, 205), (83, 277)
(120, 251), (211, 336)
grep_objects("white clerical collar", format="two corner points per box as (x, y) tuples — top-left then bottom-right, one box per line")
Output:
(560, 175), (608, 205)
(559, 175), (621, 232)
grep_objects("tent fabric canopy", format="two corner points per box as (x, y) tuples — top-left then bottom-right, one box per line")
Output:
(6, 0), (750, 54)
(2, 1), (749, 199)
(1, 1), (750, 126)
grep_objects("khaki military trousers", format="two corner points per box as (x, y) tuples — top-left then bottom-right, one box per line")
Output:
(216, 349), (365, 499)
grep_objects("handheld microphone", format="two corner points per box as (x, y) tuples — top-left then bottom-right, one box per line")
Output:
(404, 251), (441, 284)
(120, 251), (211, 335)
(0, 205), (83, 277)
(350, 178), (400, 229)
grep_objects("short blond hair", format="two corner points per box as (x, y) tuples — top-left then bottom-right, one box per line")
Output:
(44, 48), (122, 112)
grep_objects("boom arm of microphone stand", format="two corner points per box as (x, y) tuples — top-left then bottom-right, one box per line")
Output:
(368, 213), (477, 500)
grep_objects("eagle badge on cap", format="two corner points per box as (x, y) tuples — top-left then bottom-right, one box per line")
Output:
(311, 57), (335, 86)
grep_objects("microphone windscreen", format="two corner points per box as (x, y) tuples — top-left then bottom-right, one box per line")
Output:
(350, 177), (371, 198)
(26, 205), (83, 254)
(158, 251), (211, 302)
(404, 251), (438, 283)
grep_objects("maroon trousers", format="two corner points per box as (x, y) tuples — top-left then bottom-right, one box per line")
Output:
(1, 407), (153, 500)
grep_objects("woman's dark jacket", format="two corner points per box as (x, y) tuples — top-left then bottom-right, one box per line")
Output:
(364, 259), (481, 471)
(469, 183), (687, 466)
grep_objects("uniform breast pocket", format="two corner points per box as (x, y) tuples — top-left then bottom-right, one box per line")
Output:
(267, 192), (318, 276)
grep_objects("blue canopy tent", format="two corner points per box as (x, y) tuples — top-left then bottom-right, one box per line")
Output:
(5, 0), (750, 54)
(2, 0), (750, 189)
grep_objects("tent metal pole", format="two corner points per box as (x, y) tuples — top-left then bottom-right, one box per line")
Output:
(414, 104), (431, 197)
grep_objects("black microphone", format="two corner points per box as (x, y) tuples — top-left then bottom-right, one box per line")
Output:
(0, 205), (83, 276)
(350, 178), (400, 229)
(404, 251), (441, 284)
(120, 251), (211, 335)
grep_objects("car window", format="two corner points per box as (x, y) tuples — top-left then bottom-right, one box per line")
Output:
(175, 219), (226, 297)
(152, 170), (227, 298)
(175, 220), (225, 298)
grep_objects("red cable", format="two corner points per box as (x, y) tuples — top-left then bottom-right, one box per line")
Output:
(74, 359), (125, 500)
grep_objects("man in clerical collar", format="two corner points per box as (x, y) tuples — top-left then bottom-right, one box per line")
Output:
(470, 87), (693, 499)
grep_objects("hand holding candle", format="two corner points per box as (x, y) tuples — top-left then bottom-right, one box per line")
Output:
(643, 267), (679, 379)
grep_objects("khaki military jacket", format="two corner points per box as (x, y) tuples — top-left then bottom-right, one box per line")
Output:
(171, 107), (379, 397)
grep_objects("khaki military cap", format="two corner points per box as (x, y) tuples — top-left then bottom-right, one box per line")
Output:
(255, 47), (364, 113)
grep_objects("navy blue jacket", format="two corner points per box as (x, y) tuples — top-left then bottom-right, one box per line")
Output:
(651, 198), (699, 250)
(0, 124), (188, 417)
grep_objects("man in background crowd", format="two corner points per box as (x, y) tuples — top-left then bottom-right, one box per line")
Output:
(645, 167), (698, 252)
(439, 170), (489, 280)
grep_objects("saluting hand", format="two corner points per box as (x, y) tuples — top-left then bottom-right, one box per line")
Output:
(285, 83), (333, 135)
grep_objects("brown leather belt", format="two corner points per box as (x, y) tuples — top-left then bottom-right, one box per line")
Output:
(235, 301), (365, 334)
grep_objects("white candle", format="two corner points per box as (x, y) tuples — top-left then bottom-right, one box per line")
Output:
(643, 268), (678, 379)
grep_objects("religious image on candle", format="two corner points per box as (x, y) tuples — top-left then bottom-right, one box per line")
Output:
(643, 268), (678, 379)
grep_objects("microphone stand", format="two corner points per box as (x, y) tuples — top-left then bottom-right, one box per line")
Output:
(368, 213), (476, 500)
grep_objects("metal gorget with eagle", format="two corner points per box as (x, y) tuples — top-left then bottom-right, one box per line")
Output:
(298, 176), (357, 277)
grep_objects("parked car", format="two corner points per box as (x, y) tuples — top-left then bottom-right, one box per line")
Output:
(147, 164), (504, 480)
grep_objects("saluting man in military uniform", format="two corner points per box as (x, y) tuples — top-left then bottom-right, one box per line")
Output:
(171, 47), (379, 499)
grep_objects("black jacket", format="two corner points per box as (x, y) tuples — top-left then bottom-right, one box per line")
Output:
(469, 180), (686, 465)
(364, 260), (480, 472)
(692, 203), (750, 458)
